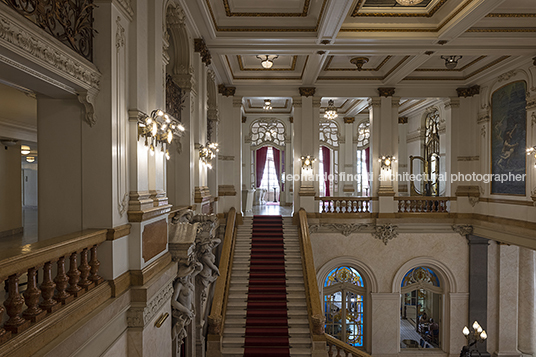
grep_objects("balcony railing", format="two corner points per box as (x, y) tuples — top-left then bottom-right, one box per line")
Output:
(0, 229), (106, 346)
(1, 0), (95, 61)
(316, 197), (372, 214)
(396, 196), (452, 213)
(325, 333), (371, 357)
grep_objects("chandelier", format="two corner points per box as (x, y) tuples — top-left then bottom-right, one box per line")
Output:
(396, 0), (425, 5)
(441, 55), (463, 69)
(256, 55), (279, 69)
(324, 99), (338, 120)
(263, 99), (273, 110)
(199, 142), (219, 169)
(461, 321), (487, 357)
(138, 109), (185, 160)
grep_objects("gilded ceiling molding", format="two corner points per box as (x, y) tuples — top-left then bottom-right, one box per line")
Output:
(194, 38), (211, 65)
(414, 56), (486, 72)
(225, 55), (309, 80)
(0, 8), (101, 90)
(237, 55), (298, 71)
(378, 87), (395, 97)
(204, 0), (327, 32)
(456, 85), (480, 98)
(222, 0), (310, 17)
(372, 224), (398, 245)
(352, 0), (447, 17)
(451, 224), (473, 237)
(466, 28), (536, 33)
(486, 13), (536, 17)
(405, 56), (510, 81)
(299, 87), (316, 97)
(218, 84), (235, 97)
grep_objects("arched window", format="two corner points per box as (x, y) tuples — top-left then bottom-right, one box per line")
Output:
(324, 266), (365, 347)
(250, 119), (286, 147)
(424, 110), (440, 196)
(356, 121), (370, 196)
(319, 121), (339, 196)
(400, 267), (443, 349)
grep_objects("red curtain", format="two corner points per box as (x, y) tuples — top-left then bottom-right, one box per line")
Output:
(364, 147), (370, 196)
(255, 147), (268, 188)
(273, 148), (281, 186)
(322, 146), (331, 196)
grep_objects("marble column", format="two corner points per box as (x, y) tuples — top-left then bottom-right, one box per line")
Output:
(494, 244), (521, 357)
(468, 235), (490, 356)
(297, 95), (316, 211)
(518, 247), (536, 355)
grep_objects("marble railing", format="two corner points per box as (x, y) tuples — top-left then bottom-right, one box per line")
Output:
(207, 207), (237, 336)
(0, 229), (106, 345)
(396, 196), (452, 213)
(316, 197), (372, 213)
(325, 333), (371, 357)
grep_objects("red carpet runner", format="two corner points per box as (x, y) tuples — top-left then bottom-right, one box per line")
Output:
(244, 215), (291, 357)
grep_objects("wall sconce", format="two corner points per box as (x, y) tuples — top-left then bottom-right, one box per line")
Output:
(379, 155), (396, 170)
(461, 321), (487, 356)
(138, 109), (185, 160)
(199, 142), (219, 169)
(527, 146), (536, 167)
(300, 155), (316, 170)
(441, 55), (463, 69)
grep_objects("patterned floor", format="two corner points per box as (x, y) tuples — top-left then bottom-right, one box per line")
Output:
(400, 318), (435, 349)
(244, 204), (293, 217)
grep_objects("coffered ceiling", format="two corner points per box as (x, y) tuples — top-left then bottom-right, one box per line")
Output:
(183, 0), (536, 93)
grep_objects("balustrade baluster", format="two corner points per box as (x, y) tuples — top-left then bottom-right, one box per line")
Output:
(40, 261), (59, 313)
(0, 279), (12, 343)
(342, 200), (347, 213)
(365, 200), (370, 213)
(398, 200), (403, 212)
(352, 200), (357, 213)
(67, 252), (83, 297)
(328, 344), (333, 357)
(406, 200), (411, 212)
(22, 267), (47, 323)
(78, 248), (93, 290)
(89, 245), (104, 285)
(336, 345), (342, 357)
(335, 200), (340, 213)
(3, 274), (30, 333)
(54, 256), (73, 305)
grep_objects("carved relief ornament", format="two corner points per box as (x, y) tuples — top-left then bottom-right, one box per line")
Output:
(372, 224), (398, 245)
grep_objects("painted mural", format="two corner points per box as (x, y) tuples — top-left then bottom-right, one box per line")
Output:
(491, 80), (527, 195)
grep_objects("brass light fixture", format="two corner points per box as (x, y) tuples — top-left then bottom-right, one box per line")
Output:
(263, 99), (273, 110)
(396, 0), (425, 5)
(379, 155), (397, 170)
(300, 155), (316, 170)
(256, 55), (279, 69)
(21, 145), (30, 155)
(324, 100), (338, 120)
(527, 146), (536, 168)
(350, 57), (369, 71)
(26, 156), (35, 163)
(199, 142), (219, 169)
(138, 109), (185, 160)
(461, 321), (487, 356)
(441, 55), (463, 69)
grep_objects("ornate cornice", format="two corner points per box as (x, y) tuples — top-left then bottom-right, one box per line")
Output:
(127, 282), (174, 328)
(309, 223), (367, 236)
(372, 224), (398, 245)
(456, 85), (480, 98)
(378, 87), (395, 97)
(218, 84), (236, 97)
(299, 87), (315, 97)
(0, 7), (101, 91)
(194, 38), (211, 66)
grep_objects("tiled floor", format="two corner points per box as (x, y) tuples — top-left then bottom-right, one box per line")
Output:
(400, 318), (436, 349)
(0, 206), (38, 252)
(244, 204), (294, 217)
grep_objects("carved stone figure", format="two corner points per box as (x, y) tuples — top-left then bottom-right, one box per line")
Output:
(172, 262), (203, 340)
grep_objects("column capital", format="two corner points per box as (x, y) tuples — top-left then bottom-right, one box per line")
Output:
(298, 87), (316, 97)
(343, 117), (355, 124)
(194, 38), (211, 66)
(456, 85), (480, 98)
(378, 87), (395, 97)
(398, 116), (408, 124)
(218, 84), (236, 97)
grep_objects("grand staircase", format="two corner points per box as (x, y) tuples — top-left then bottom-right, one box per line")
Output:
(222, 215), (312, 357)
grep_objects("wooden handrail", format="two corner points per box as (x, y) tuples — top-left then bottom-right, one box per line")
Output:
(297, 208), (325, 336)
(208, 207), (237, 335)
(325, 333), (372, 357)
(0, 229), (107, 279)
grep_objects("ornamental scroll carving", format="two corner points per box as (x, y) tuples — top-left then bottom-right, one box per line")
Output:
(1, 0), (96, 61)
(452, 224), (473, 237)
(372, 224), (398, 245)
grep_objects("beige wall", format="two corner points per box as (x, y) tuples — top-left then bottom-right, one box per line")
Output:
(0, 142), (22, 233)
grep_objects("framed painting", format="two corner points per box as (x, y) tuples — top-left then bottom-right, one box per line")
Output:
(491, 80), (527, 195)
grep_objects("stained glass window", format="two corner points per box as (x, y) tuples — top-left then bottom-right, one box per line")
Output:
(401, 267), (440, 288)
(324, 266), (365, 348)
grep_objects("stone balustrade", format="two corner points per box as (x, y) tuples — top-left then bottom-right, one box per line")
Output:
(0, 229), (106, 345)
(316, 197), (372, 213)
(396, 196), (452, 213)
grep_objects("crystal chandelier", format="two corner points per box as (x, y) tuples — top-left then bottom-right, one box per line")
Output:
(396, 0), (425, 5)
(256, 55), (279, 69)
(137, 109), (185, 160)
(263, 99), (273, 110)
(324, 99), (338, 120)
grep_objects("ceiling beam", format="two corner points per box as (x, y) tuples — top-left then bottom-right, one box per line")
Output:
(383, 53), (433, 86)
(302, 51), (330, 85)
(316, 0), (355, 45)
